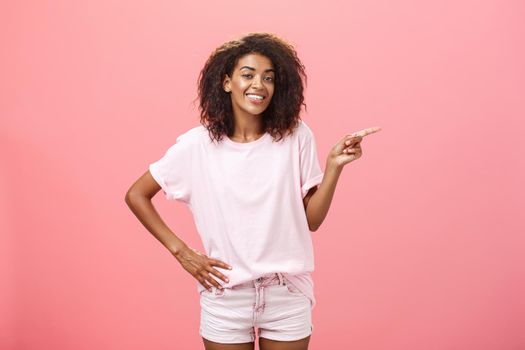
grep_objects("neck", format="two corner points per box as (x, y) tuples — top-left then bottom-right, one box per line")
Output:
(230, 113), (264, 139)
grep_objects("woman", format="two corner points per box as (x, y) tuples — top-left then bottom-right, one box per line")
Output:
(125, 32), (380, 350)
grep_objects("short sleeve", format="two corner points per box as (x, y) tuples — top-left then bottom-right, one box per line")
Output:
(299, 124), (324, 199)
(148, 133), (193, 203)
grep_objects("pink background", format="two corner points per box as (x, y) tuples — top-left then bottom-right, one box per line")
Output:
(2, 0), (524, 349)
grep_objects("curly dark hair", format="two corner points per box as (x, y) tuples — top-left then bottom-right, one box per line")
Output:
(194, 32), (308, 144)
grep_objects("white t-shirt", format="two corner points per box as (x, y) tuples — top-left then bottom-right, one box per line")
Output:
(149, 119), (324, 308)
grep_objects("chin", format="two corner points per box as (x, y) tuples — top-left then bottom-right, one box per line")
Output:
(243, 106), (268, 116)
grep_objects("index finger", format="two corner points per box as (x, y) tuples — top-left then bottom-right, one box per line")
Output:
(351, 127), (382, 138)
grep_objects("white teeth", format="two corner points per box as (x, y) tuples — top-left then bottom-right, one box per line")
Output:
(246, 94), (264, 100)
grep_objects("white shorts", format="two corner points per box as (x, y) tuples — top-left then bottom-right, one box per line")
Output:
(199, 272), (313, 344)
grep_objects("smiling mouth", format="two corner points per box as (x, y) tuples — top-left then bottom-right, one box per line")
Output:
(246, 93), (266, 101)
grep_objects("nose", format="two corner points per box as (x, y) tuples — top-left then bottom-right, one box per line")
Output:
(251, 76), (263, 89)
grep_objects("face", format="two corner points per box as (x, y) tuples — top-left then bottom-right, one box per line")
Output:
(223, 53), (275, 118)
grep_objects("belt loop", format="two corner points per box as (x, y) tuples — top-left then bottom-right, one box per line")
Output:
(277, 272), (284, 285)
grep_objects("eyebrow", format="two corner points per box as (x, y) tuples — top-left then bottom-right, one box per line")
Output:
(239, 66), (275, 73)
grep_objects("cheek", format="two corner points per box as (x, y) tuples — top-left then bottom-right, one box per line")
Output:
(266, 84), (275, 97)
(237, 80), (250, 89)
(236, 87), (249, 98)
(232, 87), (246, 99)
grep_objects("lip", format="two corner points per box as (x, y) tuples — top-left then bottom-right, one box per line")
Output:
(246, 93), (266, 105)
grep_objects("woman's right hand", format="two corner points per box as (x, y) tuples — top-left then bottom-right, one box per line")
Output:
(172, 246), (232, 291)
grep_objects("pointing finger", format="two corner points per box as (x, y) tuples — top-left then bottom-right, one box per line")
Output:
(351, 127), (382, 138)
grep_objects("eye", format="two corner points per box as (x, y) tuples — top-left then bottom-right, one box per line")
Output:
(242, 74), (253, 78)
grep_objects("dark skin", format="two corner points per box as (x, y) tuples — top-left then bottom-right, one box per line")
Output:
(202, 334), (311, 350)
(125, 171), (314, 350)
(124, 171), (232, 291)
(124, 170), (316, 292)
(126, 129), (376, 350)
(124, 53), (320, 295)
(125, 52), (380, 350)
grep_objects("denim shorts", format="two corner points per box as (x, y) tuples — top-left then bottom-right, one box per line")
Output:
(199, 272), (313, 344)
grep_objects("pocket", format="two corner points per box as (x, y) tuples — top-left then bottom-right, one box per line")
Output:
(283, 281), (304, 296)
(201, 286), (228, 299)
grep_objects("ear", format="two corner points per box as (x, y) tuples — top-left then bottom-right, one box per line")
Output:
(223, 74), (231, 93)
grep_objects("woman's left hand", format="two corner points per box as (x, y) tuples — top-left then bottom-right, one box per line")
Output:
(328, 126), (382, 169)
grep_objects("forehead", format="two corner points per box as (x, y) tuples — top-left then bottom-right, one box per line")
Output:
(235, 53), (274, 70)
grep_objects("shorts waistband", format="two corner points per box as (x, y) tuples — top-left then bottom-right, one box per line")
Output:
(231, 272), (285, 289)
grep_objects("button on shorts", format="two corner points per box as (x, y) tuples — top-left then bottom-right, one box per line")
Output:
(199, 272), (314, 344)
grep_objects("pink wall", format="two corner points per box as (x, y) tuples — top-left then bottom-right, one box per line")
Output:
(1, 0), (523, 349)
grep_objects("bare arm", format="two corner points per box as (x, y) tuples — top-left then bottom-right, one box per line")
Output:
(124, 170), (231, 290)
(124, 170), (188, 255)
(303, 164), (342, 232)
(304, 126), (382, 231)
